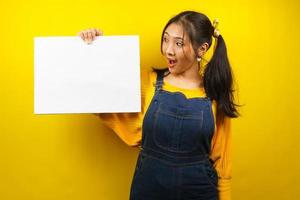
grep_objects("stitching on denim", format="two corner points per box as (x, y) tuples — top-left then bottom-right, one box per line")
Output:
(156, 109), (204, 120)
(144, 147), (209, 160)
(141, 152), (208, 167)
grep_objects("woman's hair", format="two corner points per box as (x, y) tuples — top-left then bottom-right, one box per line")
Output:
(160, 10), (240, 119)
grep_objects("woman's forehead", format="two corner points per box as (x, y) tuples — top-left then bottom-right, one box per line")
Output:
(164, 23), (188, 40)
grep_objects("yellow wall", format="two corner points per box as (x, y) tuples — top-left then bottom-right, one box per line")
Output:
(1, 0), (299, 199)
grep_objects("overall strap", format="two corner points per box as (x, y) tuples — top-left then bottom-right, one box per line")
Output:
(154, 69), (168, 92)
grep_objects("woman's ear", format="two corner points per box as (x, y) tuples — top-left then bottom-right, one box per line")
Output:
(197, 42), (209, 57)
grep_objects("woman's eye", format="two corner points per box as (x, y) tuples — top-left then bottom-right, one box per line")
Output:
(163, 37), (168, 42)
(176, 42), (183, 47)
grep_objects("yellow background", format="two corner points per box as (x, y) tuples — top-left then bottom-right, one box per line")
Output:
(1, 0), (300, 199)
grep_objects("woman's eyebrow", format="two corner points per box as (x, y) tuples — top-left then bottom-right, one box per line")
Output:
(164, 32), (184, 40)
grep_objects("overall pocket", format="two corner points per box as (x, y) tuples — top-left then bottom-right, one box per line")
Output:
(153, 103), (204, 153)
(201, 163), (218, 189)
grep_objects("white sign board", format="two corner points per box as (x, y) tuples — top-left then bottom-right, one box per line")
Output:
(34, 36), (141, 114)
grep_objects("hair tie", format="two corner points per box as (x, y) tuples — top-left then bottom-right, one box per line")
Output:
(212, 19), (220, 38)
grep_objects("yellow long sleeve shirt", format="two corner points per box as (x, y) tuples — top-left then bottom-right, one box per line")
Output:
(95, 68), (232, 200)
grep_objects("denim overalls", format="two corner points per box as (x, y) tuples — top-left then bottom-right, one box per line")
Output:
(130, 69), (219, 200)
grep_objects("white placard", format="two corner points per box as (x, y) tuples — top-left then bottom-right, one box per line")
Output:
(34, 36), (141, 114)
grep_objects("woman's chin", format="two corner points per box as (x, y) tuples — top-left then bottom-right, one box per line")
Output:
(168, 66), (174, 72)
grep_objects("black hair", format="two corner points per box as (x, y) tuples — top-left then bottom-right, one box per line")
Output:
(159, 10), (241, 119)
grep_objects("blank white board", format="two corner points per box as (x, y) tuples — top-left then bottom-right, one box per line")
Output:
(34, 36), (141, 114)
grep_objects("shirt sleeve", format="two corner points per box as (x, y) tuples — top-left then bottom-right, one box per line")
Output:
(210, 101), (232, 200)
(93, 68), (153, 147)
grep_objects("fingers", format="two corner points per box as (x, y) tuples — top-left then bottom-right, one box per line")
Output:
(77, 28), (104, 44)
(95, 28), (103, 36)
(87, 30), (93, 41)
(77, 31), (85, 40)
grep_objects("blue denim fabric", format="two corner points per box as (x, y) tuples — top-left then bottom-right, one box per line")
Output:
(130, 69), (219, 200)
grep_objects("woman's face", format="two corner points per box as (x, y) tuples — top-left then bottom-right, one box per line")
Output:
(162, 23), (198, 75)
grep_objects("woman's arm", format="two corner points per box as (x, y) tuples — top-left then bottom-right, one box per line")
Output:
(78, 28), (142, 147)
(210, 103), (232, 200)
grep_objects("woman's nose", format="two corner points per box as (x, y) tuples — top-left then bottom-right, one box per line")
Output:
(166, 44), (175, 56)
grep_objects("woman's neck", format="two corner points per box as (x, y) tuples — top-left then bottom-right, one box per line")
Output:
(164, 69), (203, 89)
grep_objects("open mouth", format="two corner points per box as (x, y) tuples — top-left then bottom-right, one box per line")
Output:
(168, 58), (177, 67)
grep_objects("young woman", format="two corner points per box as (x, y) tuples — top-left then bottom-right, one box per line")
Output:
(78, 10), (239, 200)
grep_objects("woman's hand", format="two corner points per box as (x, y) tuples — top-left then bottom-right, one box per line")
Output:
(77, 28), (103, 44)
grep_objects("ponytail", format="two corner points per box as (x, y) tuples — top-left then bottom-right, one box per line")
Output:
(204, 35), (240, 119)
